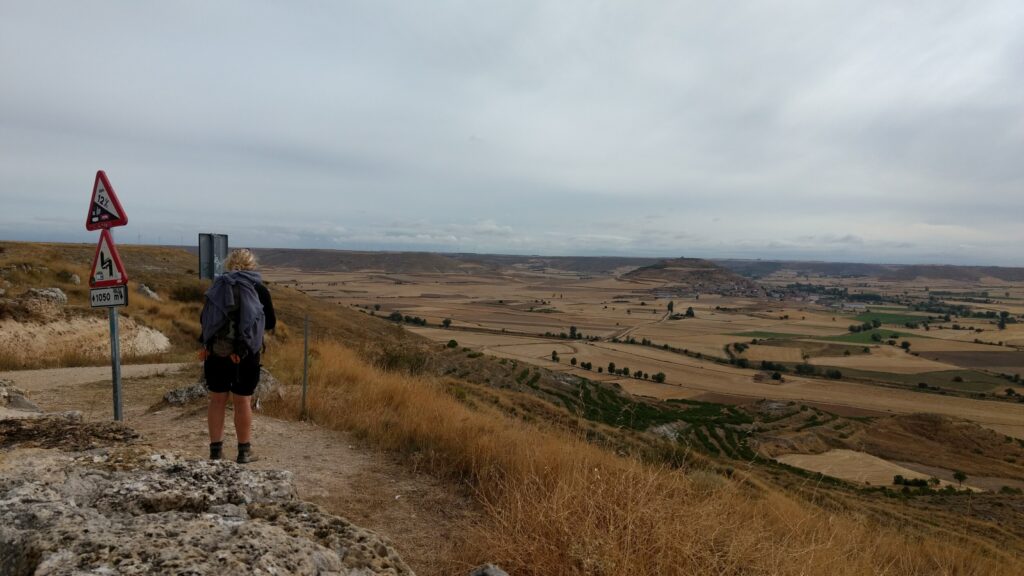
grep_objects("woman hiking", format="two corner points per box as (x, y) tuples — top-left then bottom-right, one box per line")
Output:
(199, 248), (276, 463)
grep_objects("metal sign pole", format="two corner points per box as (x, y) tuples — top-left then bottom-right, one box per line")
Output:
(301, 315), (310, 420)
(109, 301), (123, 421)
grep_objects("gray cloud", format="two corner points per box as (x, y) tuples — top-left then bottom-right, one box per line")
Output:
(1, 1), (1022, 265)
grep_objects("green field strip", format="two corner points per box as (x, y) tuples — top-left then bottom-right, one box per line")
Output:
(730, 331), (812, 339)
(823, 328), (935, 344)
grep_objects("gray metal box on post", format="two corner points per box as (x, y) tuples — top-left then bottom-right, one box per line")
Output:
(198, 233), (229, 279)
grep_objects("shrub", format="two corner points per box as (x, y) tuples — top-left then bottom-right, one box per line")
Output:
(795, 363), (817, 376)
(446, 339), (459, 349)
(170, 283), (206, 303)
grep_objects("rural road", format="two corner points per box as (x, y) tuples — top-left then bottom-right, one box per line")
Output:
(0, 363), (192, 393)
(610, 309), (671, 341)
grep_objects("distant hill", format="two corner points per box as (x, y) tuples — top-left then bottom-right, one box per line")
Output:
(253, 248), (659, 276)
(623, 257), (762, 295)
(447, 253), (660, 275)
(200, 246), (1024, 282)
(715, 259), (1024, 282)
(253, 248), (479, 274)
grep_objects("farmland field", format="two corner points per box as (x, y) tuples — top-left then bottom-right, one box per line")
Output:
(775, 449), (979, 490)
(261, 253), (1024, 440)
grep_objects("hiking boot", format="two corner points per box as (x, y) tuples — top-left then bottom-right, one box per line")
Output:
(237, 443), (260, 464)
(209, 441), (223, 461)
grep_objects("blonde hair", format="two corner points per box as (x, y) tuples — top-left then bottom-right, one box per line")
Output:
(224, 248), (257, 271)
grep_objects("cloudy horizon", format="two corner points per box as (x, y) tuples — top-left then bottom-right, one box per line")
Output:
(2, 1), (1022, 266)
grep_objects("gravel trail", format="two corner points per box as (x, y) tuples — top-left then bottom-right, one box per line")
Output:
(0, 362), (192, 392)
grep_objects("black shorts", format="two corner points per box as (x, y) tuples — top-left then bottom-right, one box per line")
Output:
(205, 352), (261, 396)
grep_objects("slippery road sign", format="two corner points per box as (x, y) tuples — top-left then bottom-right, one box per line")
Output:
(89, 229), (129, 287)
(86, 170), (128, 230)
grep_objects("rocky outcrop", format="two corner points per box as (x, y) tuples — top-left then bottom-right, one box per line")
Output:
(0, 379), (41, 414)
(25, 287), (68, 305)
(160, 380), (209, 407)
(157, 368), (282, 410)
(0, 387), (414, 575)
(0, 287), (68, 322)
(0, 410), (137, 450)
(138, 283), (162, 301)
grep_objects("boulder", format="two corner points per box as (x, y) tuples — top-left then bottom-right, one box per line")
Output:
(161, 381), (208, 407)
(0, 379), (42, 414)
(70, 273), (81, 285)
(138, 283), (162, 301)
(25, 287), (68, 305)
(158, 367), (282, 410)
(254, 366), (283, 408)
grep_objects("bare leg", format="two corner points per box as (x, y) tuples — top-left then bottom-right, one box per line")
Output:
(233, 394), (253, 444)
(208, 392), (229, 443)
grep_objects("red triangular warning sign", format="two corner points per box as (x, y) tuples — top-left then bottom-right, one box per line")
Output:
(86, 170), (128, 230)
(89, 229), (129, 287)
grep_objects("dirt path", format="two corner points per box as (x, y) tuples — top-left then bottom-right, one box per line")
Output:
(609, 309), (671, 341)
(0, 363), (190, 391)
(4, 363), (475, 575)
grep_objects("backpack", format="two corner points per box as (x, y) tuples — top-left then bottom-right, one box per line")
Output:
(200, 271), (266, 357)
(209, 283), (243, 357)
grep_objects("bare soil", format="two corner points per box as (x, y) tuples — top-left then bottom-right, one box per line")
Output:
(917, 350), (1024, 373)
(0, 316), (171, 362)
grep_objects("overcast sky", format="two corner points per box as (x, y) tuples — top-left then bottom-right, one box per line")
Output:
(1, 1), (1022, 265)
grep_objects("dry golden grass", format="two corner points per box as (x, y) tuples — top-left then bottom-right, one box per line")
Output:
(265, 339), (1017, 576)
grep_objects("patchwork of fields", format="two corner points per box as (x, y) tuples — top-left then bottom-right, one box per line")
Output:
(263, 263), (1024, 439)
